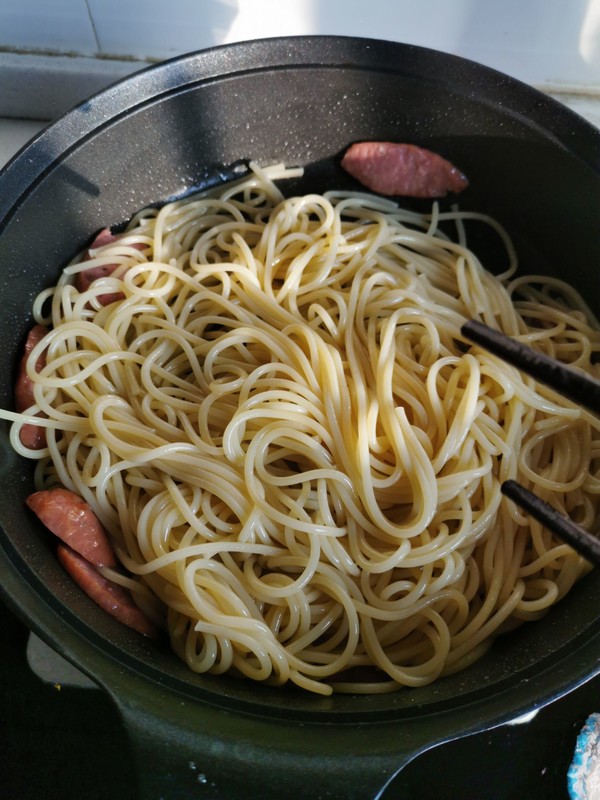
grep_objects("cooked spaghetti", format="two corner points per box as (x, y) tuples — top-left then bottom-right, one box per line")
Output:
(3, 163), (600, 695)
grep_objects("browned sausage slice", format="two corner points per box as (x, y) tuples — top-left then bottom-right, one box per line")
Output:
(76, 227), (145, 306)
(56, 543), (160, 639)
(14, 324), (47, 411)
(18, 421), (47, 450)
(341, 141), (469, 198)
(26, 487), (117, 568)
(76, 228), (124, 305)
(14, 324), (48, 449)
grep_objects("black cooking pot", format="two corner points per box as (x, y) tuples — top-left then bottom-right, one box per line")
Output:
(1, 36), (599, 800)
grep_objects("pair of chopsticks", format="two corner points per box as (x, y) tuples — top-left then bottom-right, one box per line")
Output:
(461, 319), (600, 567)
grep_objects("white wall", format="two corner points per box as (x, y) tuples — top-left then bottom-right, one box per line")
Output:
(1, 0), (600, 91)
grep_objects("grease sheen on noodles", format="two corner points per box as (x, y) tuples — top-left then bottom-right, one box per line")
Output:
(8, 163), (600, 695)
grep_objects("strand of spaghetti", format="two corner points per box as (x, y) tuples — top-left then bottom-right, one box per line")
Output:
(119, 541), (284, 574)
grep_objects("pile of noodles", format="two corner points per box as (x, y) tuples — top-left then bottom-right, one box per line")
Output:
(5, 163), (600, 695)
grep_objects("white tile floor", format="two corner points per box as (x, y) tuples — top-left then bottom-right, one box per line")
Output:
(3, 0), (600, 90)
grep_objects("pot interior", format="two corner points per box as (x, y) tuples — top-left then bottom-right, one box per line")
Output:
(1, 37), (599, 725)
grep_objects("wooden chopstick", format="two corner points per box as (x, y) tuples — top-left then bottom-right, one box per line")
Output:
(501, 480), (600, 567)
(460, 320), (600, 565)
(461, 319), (600, 416)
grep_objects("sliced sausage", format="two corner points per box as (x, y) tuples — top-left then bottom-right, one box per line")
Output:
(26, 487), (117, 568)
(88, 227), (118, 249)
(14, 324), (48, 449)
(75, 228), (119, 300)
(14, 324), (47, 410)
(18, 420), (47, 450)
(76, 227), (146, 306)
(57, 543), (160, 639)
(341, 141), (469, 198)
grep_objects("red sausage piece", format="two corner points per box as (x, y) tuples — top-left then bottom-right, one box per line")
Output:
(14, 324), (48, 449)
(18, 420), (47, 450)
(341, 141), (469, 198)
(26, 487), (117, 568)
(76, 227), (146, 306)
(57, 543), (160, 639)
(14, 324), (47, 411)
